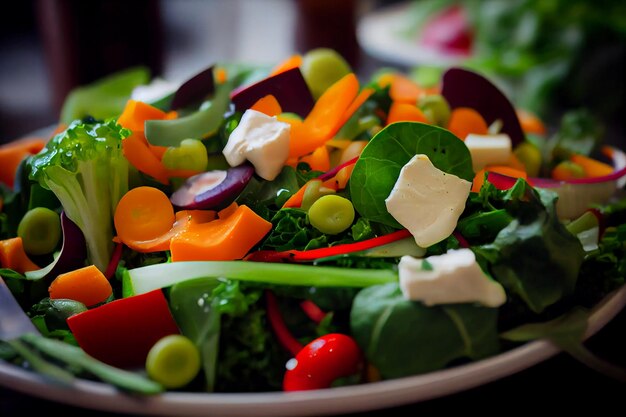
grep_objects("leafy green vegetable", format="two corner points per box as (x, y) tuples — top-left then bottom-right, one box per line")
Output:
(61, 67), (149, 124)
(474, 179), (585, 313)
(351, 283), (500, 379)
(28, 120), (130, 271)
(349, 122), (474, 228)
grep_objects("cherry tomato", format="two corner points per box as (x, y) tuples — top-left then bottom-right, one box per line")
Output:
(283, 333), (363, 391)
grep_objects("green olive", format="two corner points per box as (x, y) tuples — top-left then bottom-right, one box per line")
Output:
(301, 48), (352, 100)
(162, 139), (208, 171)
(418, 95), (451, 127)
(145, 334), (201, 389)
(308, 194), (355, 235)
(17, 207), (62, 255)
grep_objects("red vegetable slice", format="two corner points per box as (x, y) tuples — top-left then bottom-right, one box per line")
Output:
(67, 289), (180, 368)
(441, 67), (525, 146)
(265, 290), (303, 357)
(230, 68), (314, 118)
(246, 229), (412, 262)
(170, 65), (215, 110)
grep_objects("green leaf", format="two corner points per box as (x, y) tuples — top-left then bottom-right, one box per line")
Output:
(350, 283), (499, 379)
(349, 122), (474, 228)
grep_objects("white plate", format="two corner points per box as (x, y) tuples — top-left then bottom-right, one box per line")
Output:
(2, 283), (625, 417)
(357, 2), (468, 67)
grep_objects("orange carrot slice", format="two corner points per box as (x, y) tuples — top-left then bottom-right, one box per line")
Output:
(250, 95), (283, 116)
(336, 87), (375, 129)
(0, 138), (46, 187)
(447, 107), (489, 140)
(389, 74), (424, 104)
(122, 133), (169, 184)
(114, 186), (175, 247)
(0, 237), (40, 273)
(472, 166), (527, 193)
(387, 102), (429, 125)
(117, 100), (167, 132)
(570, 154), (614, 178)
(516, 108), (546, 135)
(270, 54), (303, 76)
(215, 67), (228, 84)
(49, 265), (113, 307)
(170, 204), (272, 262)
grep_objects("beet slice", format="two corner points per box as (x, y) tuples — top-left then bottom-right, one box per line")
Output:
(170, 65), (215, 110)
(170, 164), (255, 210)
(441, 67), (525, 146)
(230, 67), (314, 118)
(24, 211), (88, 281)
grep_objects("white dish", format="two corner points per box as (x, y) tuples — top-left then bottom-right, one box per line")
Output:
(2, 283), (624, 417)
(357, 2), (468, 67)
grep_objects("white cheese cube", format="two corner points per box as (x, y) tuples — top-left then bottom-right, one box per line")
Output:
(399, 249), (506, 307)
(464, 133), (512, 171)
(385, 154), (471, 248)
(222, 109), (290, 180)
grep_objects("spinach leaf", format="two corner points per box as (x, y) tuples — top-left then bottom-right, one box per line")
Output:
(350, 283), (499, 379)
(349, 122), (474, 228)
(474, 180), (585, 313)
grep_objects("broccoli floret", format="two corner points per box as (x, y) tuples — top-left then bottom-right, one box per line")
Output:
(29, 119), (130, 272)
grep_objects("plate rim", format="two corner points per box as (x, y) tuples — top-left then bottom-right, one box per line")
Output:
(2, 284), (624, 417)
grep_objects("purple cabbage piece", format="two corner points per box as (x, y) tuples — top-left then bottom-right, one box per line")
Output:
(24, 211), (88, 281)
(441, 67), (525, 146)
(170, 164), (255, 210)
(230, 68), (314, 118)
(170, 65), (215, 110)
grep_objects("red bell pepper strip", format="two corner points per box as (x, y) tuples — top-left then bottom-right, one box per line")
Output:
(299, 300), (327, 324)
(317, 156), (358, 182)
(246, 229), (412, 263)
(67, 289), (180, 368)
(283, 333), (363, 391)
(265, 290), (303, 357)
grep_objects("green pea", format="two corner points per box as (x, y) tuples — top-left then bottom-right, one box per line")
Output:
(17, 207), (61, 255)
(418, 95), (451, 127)
(514, 141), (542, 177)
(145, 334), (201, 389)
(162, 138), (208, 171)
(308, 194), (355, 235)
(301, 48), (352, 100)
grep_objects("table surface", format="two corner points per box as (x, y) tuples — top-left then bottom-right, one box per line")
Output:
(2, 305), (624, 416)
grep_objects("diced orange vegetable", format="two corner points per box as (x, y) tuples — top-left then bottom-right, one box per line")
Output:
(270, 54), (303, 76)
(336, 87), (375, 129)
(300, 145), (330, 172)
(551, 161), (585, 181)
(0, 138), (46, 187)
(117, 100), (167, 132)
(0, 237), (40, 273)
(289, 73), (359, 158)
(215, 67), (228, 84)
(389, 74), (423, 104)
(516, 108), (546, 135)
(472, 166), (527, 193)
(387, 102), (429, 125)
(250, 94), (283, 117)
(114, 186), (176, 247)
(49, 265), (113, 307)
(570, 154), (614, 178)
(447, 107), (489, 140)
(170, 204), (272, 262)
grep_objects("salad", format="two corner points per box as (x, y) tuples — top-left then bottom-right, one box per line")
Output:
(1, 47), (625, 395)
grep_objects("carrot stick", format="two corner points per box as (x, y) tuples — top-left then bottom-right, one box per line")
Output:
(114, 186), (176, 246)
(170, 204), (272, 262)
(386, 102), (429, 125)
(0, 237), (40, 273)
(250, 94), (283, 116)
(289, 73), (359, 158)
(447, 107), (489, 140)
(49, 265), (113, 307)
(122, 133), (170, 184)
(336, 87), (375, 129)
(269, 54), (303, 77)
